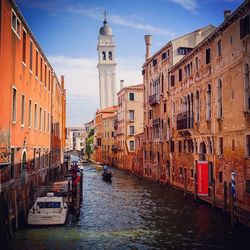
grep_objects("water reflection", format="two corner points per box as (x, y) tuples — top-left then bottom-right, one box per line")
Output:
(10, 165), (249, 249)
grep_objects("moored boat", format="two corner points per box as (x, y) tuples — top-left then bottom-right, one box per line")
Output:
(102, 166), (112, 182)
(27, 192), (68, 225)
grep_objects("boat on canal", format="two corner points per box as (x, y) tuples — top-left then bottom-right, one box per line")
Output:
(102, 166), (112, 182)
(27, 192), (68, 226)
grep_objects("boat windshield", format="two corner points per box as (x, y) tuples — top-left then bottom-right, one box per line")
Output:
(37, 202), (61, 208)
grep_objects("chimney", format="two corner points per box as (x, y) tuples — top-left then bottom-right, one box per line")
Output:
(61, 75), (65, 90)
(120, 79), (124, 90)
(144, 35), (152, 60)
(224, 10), (231, 21)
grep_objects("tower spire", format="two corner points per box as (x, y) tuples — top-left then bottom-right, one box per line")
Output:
(104, 10), (107, 23)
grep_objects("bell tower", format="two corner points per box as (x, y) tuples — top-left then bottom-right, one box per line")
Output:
(97, 13), (117, 109)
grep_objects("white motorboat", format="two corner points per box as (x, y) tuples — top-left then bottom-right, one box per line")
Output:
(27, 192), (68, 225)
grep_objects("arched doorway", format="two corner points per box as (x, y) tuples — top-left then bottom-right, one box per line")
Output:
(21, 151), (27, 183)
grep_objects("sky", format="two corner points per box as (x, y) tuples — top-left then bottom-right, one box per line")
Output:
(15, 0), (243, 126)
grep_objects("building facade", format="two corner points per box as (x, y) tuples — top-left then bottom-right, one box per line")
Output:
(142, 25), (216, 182)
(66, 127), (86, 151)
(0, 0), (66, 231)
(117, 83), (144, 171)
(168, 2), (250, 218)
(93, 106), (117, 163)
(97, 16), (117, 109)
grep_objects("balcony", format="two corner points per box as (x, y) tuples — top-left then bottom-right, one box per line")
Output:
(149, 94), (160, 106)
(177, 113), (194, 130)
(111, 145), (118, 153)
(113, 119), (118, 129)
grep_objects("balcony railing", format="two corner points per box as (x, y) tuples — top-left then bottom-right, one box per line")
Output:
(149, 93), (160, 106)
(176, 113), (194, 130)
(111, 145), (118, 153)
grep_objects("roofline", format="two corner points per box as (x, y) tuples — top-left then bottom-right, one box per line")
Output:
(117, 84), (143, 95)
(170, 0), (250, 71)
(142, 24), (216, 67)
(10, 0), (61, 85)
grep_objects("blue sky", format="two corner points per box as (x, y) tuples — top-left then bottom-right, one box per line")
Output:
(15, 0), (243, 126)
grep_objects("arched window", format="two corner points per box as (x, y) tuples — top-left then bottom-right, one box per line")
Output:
(206, 84), (212, 120)
(109, 51), (112, 60)
(244, 64), (250, 110)
(195, 90), (200, 122)
(102, 51), (106, 60)
(217, 79), (223, 118)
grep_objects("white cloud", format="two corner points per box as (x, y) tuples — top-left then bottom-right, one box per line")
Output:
(20, 0), (174, 36)
(48, 55), (143, 125)
(170, 0), (198, 12)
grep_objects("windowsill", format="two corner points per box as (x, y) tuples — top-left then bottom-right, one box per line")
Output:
(243, 109), (250, 115)
(29, 69), (33, 74)
(11, 27), (21, 39)
(21, 124), (25, 128)
(35, 76), (38, 80)
(206, 118), (212, 122)
(22, 61), (26, 67)
(12, 121), (16, 124)
(216, 117), (223, 121)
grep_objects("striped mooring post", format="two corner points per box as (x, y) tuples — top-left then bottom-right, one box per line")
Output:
(230, 171), (236, 229)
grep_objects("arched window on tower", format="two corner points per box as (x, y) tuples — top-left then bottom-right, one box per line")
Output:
(109, 51), (112, 60)
(244, 64), (250, 110)
(102, 51), (106, 60)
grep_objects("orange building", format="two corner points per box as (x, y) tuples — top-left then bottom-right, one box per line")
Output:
(0, 0), (66, 230)
(93, 106), (117, 164)
(168, 1), (250, 220)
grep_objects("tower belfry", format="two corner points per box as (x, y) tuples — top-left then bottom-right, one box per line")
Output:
(97, 14), (117, 110)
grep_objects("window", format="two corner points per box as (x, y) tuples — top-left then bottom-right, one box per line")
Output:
(217, 39), (222, 57)
(246, 135), (250, 157)
(40, 57), (43, 82)
(128, 110), (134, 121)
(12, 87), (17, 122)
(170, 75), (175, 87)
(244, 64), (250, 110)
(162, 52), (168, 60)
(129, 126), (135, 135)
(179, 68), (182, 81)
(48, 70), (51, 91)
(217, 79), (223, 118)
(29, 40), (33, 71)
(177, 47), (192, 55)
(129, 140), (135, 151)
(206, 84), (212, 120)
(39, 107), (42, 130)
(206, 48), (211, 64)
(48, 113), (50, 132)
(232, 139), (235, 151)
(195, 57), (199, 71)
(219, 137), (223, 155)
(164, 102), (166, 113)
(108, 51), (112, 60)
(34, 104), (37, 128)
(28, 100), (32, 127)
(178, 141), (182, 153)
(195, 90), (200, 122)
(44, 64), (47, 88)
(153, 59), (157, 66)
(102, 51), (106, 60)
(44, 110), (46, 132)
(129, 93), (134, 101)
(22, 30), (26, 63)
(35, 50), (38, 77)
(21, 94), (25, 126)
(219, 171), (223, 183)
(240, 14), (250, 39)
(12, 10), (21, 37)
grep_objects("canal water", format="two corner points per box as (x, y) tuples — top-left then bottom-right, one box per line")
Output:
(10, 165), (249, 250)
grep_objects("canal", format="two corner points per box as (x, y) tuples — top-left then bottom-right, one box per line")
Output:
(10, 165), (249, 249)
